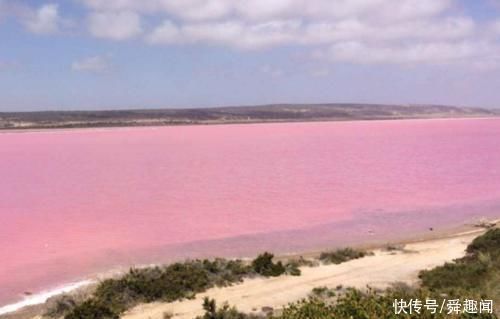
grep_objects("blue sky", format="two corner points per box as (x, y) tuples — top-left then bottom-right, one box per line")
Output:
(1, 0), (500, 111)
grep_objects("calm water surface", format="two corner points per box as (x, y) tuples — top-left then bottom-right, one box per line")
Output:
(1, 118), (500, 306)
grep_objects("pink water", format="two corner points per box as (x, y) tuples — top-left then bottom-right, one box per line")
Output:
(1, 118), (500, 306)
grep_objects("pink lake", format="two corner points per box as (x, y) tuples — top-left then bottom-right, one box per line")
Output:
(1, 118), (500, 307)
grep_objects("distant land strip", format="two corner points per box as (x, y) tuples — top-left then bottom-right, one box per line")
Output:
(1, 104), (499, 130)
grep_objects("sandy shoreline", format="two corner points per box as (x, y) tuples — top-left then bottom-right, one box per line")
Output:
(0, 281), (94, 317)
(1, 218), (496, 319)
(123, 228), (486, 319)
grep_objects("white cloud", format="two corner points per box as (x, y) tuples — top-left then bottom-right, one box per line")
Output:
(306, 17), (474, 43)
(147, 19), (303, 49)
(81, 0), (452, 22)
(323, 40), (499, 66)
(88, 11), (142, 40)
(81, 0), (158, 13)
(1, 1), (72, 34)
(147, 20), (181, 44)
(191, 20), (301, 49)
(81, 0), (469, 50)
(161, 0), (233, 21)
(22, 3), (61, 34)
(79, 0), (500, 68)
(72, 55), (111, 73)
(146, 17), (475, 50)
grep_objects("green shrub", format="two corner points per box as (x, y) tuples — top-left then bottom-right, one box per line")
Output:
(319, 248), (367, 264)
(467, 229), (500, 256)
(284, 261), (302, 276)
(310, 286), (335, 298)
(197, 297), (261, 319)
(272, 286), (497, 319)
(420, 261), (489, 291)
(44, 294), (78, 318)
(62, 258), (259, 318)
(420, 228), (500, 312)
(278, 297), (336, 319)
(289, 256), (318, 267)
(203, 258), (253, 286)
(251, 253), (286, 277)
(64, 299), (118, 319)
(204, 284), (497, 319)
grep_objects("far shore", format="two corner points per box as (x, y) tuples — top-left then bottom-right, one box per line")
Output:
(2, 217), (497, 319)
(0, 115), (498, 135)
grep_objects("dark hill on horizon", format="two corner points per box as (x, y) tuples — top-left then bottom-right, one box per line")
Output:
(0, 103), (498, 130)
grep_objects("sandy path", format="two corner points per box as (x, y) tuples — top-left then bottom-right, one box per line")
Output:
(123, 230), (482, 319)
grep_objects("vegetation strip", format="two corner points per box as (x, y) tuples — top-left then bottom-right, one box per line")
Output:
(48, 253), (305, 319)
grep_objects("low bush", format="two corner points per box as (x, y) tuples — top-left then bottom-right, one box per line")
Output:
(420, 228), (500, 312)
(420, 260), (489, 291)
(284, 260), (302, 276)
(64, 299), (119, 319)
(204, 286), (496, 319)
(196, 297), (262, 319)
(63, 253), (302, 319)
(276, 286), (497, 319)
(310, 286), (335, 298)
(319, 248), (368, 264)
(44, 294), (78, 318)
(63, 259), (253, 318)
(467, 229), (500, 257)
(251, 252), (286, 277)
